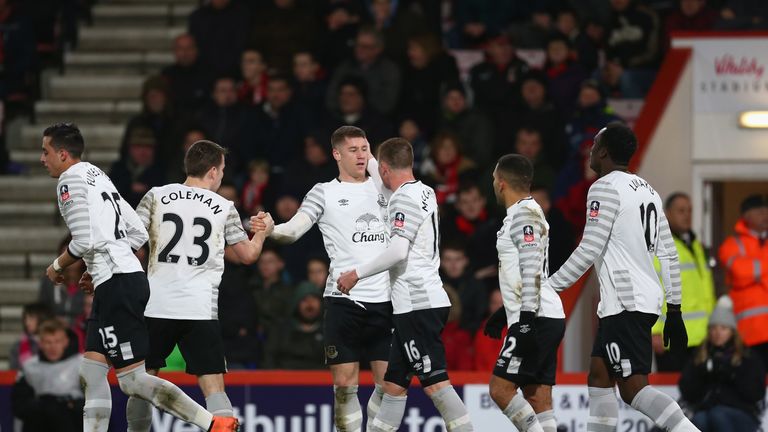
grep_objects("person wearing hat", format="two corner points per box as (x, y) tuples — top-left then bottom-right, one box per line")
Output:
(718, 194), (768, 369)
(679, 295), (766, 432)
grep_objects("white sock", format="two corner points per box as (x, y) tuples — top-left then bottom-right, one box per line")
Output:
(334, 385), (362, 432)
(536, 409), (557, 432)
(428, 385), (473, 431)
(367, 384), (384, 430)
(206, 392), (234, 417)
(503, 392), (543, 432)
(126, 396), (152, 432)
(587, 387), (618, 432)
(369, 394), (407, 432)
(631, 386), (699, 432)
(80, 358), (112, 432)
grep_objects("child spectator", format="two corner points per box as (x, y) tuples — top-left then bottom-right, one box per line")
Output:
(421, 132), (477, 205)
(241, 160), (271, 215)
(442, 285), (474, 371)
(8, 303), (54, 370)
(473, 289), (506, 371)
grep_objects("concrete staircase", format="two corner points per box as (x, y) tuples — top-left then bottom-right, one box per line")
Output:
(0, 0), (195, 369)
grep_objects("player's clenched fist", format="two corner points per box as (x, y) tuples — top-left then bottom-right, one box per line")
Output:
(249, 211), (275, 236)
(337, 270), (359, 295)
(79, 271), (94, 295)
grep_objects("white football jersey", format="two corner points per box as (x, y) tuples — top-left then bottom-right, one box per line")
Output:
(299, 178), (391, 303)
(56, 162), (146, 288)
(497, 198), (565, 326)
(548, 171), (681, 318)
(136, 184), (248, 320)
(387, 181), (451, 314)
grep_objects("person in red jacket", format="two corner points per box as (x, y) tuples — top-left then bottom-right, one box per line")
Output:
(473, 289), (505, 372)
(718, 194), (768, 369)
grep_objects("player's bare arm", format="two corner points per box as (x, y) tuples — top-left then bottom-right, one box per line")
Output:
(337, 234), (410, 294)
(46, 249), (79, 283)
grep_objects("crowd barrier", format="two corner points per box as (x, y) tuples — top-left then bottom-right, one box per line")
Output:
(4, 371), (750, 431)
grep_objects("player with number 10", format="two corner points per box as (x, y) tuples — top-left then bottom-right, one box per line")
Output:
(543, 123), (697, 432)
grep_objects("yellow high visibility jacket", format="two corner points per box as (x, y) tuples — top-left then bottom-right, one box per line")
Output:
(653, 234), (716, 347)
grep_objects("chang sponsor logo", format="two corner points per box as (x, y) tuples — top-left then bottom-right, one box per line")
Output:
(352, 213), (386, 243)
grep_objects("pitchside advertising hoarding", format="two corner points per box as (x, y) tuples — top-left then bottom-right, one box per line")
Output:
(0, 373), (766, 431)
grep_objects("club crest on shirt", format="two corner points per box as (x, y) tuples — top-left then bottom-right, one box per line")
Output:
(589, 200), (600, 217)
(377, 193), (387, 207)
(325, 345), (338, 360)
(523, 225), (535, 242)
(394, 212), (405, 228)
(338, 199), (349, 207)
(59, 185), (70, 201)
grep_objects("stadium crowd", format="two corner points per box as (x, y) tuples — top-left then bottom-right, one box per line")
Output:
(4, 1), (768, 428)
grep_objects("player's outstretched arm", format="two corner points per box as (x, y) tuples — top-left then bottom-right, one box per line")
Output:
(337, 234), (410, 294)
(548, 181), (620, 292)
(269, 212), (314, 244)
(230, 212), (274, 265)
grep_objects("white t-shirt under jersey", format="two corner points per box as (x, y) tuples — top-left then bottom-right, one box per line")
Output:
(497, 197), (565, 326)
(56, 162), (146, 288)
(387, 181), (451, 314)
(547, 171), (682, 318)
(136, 184), (248, 320)
(299, 178), (391, 303)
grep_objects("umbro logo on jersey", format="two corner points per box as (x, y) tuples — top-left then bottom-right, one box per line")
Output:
(523, 225), (534, 242)
(589, 201), (600, 217)
(59, 185), (70, 201)
(338, 199), (349, 207)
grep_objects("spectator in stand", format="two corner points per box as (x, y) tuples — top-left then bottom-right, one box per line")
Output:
(398, 32), (460, 134)
(664, 0), (718, 49)
(263, 284), (324, 369)
(8, 303), (54, 370)
(197, 77), (247, 157)
(468, 33), (530, 120)
(304, 256), (329, 291)
(556, 8), (599, 72)
(166, 127), (206, 183)
(243, 74), (310, 182)
(11, 319), (84, 432)
(18, 0), (77, 62)
(237, 49), (269, 106)
(269, 192), (327, 282)
(325, 26), (401, 116)
(605, 0), (660, 95)
(439, 242), (489, 334)
(530, 184), (575, 274)
(161, 34), (211, 116)
(718, 194), (768, 369)
(473, 289), (505, 371)
(120, 75), (178, 162)
(218, 258), (260, 369)
(398, 118), (429, 173)
(441, 284), (474, 371)
(282, 132), (337, 198)
(292, 51), (328, 115)
(0, 0), (37, 102)
(247, 245), (296, 341)
(679, 296), (766, 432)
(505, 71), (566, 168)
(188, 0), (249, 78)
(324, 76), (394, 146)
(240, 160), (273, 216)
(455, 0), (515, 48)
(653, 192), (716, 371)
(318, 2), (361, 71)
(362, 0), (426, 63)
(508, 5), (555, 50)
(717, 0), (768, 30)
(250, 0), (317, 73)
(38, 236), (84, 325)
(545, 34), (589, 116)
(514, 127), (556, 192)
(437, 84), (495, 172)
(420, 132), (478, 205)
(109, 128), (166, 208)
(441, 183), (500, 282)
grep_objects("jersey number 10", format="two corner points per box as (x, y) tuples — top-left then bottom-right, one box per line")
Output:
(638, 203), (659, 252)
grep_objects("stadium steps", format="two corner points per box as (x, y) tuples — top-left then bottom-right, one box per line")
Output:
(64, 51), (173, 75)
(0, 228), (69, 254)
(10, 149), (118, 174)
(19, 124), (123, 151)
(0, 333), (18, 364)
(92, 4), (193, 26)
(78, 27), (185, 52)
(0, 280), (39, 305)
(34, 100), (140, 124)
(0, 203), (59, 226)
(0, 177), (57, 202)
(0, 306), (23, 332)
(48, 75), (144, 101)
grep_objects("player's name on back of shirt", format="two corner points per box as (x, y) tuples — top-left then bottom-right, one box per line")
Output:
(628, 178), (656, 194)
(83, 165), (106, 186)
(158, 188), (224, 215)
